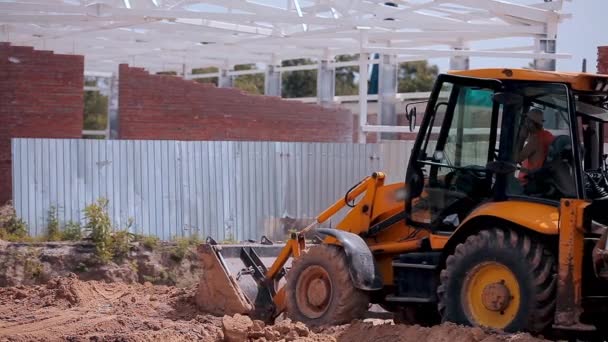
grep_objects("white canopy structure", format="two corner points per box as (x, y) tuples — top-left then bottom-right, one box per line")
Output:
(0, 0), (572, 139)
(0, 0), (570, 73)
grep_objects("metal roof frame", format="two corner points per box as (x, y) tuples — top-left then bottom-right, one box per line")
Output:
(0, 0), (570, 74)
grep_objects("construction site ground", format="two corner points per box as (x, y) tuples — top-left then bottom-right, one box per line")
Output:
(0, 274), (550, 342)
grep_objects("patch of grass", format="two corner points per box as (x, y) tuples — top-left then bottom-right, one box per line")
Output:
(169, 235), (200, 262)
(142, 268), (171, 285)
(140, 235), (160, 250)
(221, 233), (238, 244)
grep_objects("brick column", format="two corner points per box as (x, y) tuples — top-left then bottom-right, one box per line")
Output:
(598, 46), (608, 74)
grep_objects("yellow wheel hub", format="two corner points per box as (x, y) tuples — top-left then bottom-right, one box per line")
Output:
(462, 262), (520, 329)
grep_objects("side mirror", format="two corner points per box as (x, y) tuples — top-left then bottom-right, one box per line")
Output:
(405, 101), (427, 132)
(406, 107), (417, 132)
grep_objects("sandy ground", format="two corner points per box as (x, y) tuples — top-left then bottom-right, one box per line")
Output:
(0, 275), (549, 342)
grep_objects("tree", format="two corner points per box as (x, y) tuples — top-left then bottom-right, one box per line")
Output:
(83, 78), (108, 132)
(281, 59), (317, 98)
(397, 61), (439, 93)
(192, 65), (264, 94)
(233, 64), (264, 95)
(192, 66), (219, 86)
(335, 54), (359, 96)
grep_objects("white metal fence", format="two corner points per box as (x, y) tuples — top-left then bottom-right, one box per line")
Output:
(12, 138), (412, 241)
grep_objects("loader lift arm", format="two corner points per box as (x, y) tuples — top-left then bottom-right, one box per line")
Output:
(197, 172), (389, 322)
(242, 173), (385, 320)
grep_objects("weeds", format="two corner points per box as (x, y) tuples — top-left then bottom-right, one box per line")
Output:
(83, 198), (140, 263)
(169, 235), (200, 262)
(46, 206), (61, 241)
(84, 198), (113, 263)
(140, 235), (160, 250)
(23, 248), (43, 280)
(61, 221), (82, 241)
(0, 201), (29, 241)
(24, 257), (43, 280)
(221, 233), (238, 244)
(112, 230), (135, 261)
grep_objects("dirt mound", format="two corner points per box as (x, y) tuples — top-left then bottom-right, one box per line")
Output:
(222, 314), (335, 342)
(0, 274), (222, 341)
(0, 276), (551, 342)
(335, 320), (549, 342)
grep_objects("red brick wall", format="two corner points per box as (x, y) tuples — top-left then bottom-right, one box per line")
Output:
(118, 64), (353, 142)
(598, 46), (608, 74)
(0, 43), (84, 204)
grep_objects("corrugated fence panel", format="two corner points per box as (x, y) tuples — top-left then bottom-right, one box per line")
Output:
(11, 138), (412, 241)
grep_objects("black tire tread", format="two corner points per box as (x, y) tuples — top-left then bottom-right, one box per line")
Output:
(285, 244), (369, 326)
(437, 228), (556, 333)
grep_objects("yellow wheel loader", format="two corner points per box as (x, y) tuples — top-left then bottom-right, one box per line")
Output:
(197, 68), (608, 335)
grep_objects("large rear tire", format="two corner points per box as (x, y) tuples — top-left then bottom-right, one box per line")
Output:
(438, 228), (556, 333)
(285, 244), (369, 326)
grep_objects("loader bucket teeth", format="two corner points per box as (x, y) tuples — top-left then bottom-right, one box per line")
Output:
(195, 244), (253, 315)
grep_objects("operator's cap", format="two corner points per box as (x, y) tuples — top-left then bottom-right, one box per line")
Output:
(526, 108), (544, 125)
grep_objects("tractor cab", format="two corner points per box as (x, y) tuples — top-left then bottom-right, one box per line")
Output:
(405, 69), (608, 232)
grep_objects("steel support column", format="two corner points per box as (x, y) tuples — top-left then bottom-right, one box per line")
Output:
(108, 74), (119, 139)
(379, 54), (398, 140)
(534, 39), (556, 71)
(264, 64), (282, 96)
(317, 60), (335, 106)
(219, 68), (233, 88)
(449, 48), (470, 70)
(358, 52), (369, 143)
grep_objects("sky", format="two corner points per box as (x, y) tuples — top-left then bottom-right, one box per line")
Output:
(431, 0), (608, 73)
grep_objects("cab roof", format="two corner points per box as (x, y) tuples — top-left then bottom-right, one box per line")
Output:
(448, 68), (608, 92)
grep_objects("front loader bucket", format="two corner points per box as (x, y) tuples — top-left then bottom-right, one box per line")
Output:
(195, 243), (281, 321)
(195, 244), (253, 315)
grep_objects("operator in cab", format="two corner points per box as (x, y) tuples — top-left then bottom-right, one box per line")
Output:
(515, 108), (555, 183)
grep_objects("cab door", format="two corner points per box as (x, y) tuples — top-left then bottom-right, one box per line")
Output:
(405, 74), (503, 231)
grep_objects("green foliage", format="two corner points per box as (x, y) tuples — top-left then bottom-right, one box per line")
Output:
(233, 64), (264, 95)
(169, 235), (200, 262)
(83, 90), (108, 131)
(83, 199), (139, 263)
(397, 61), (439, 93)
(84, 198), (113, 263)
(46, 206), (61, 241)
(221, 233), (238, 244)
(335, 54), (359, 96)
(24, 257), (43, 280)
(192, 66), (219, 86)
(61, 221), (82, 241)
(281, 59), (317, 98)
(22, 248), (43, 280)
(0, 201), (29, 241)
(73, 262), (89, 273)
(156, 71), (178, 76)
(112, 230), (135, 261)
(140, 235), (160, 250)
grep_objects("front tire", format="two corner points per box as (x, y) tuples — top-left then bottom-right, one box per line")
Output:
(438, 228), (556, 333)
(285, 244), (369, 326)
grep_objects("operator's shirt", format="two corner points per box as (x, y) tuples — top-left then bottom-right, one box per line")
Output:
(518, 129), (554, 183)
